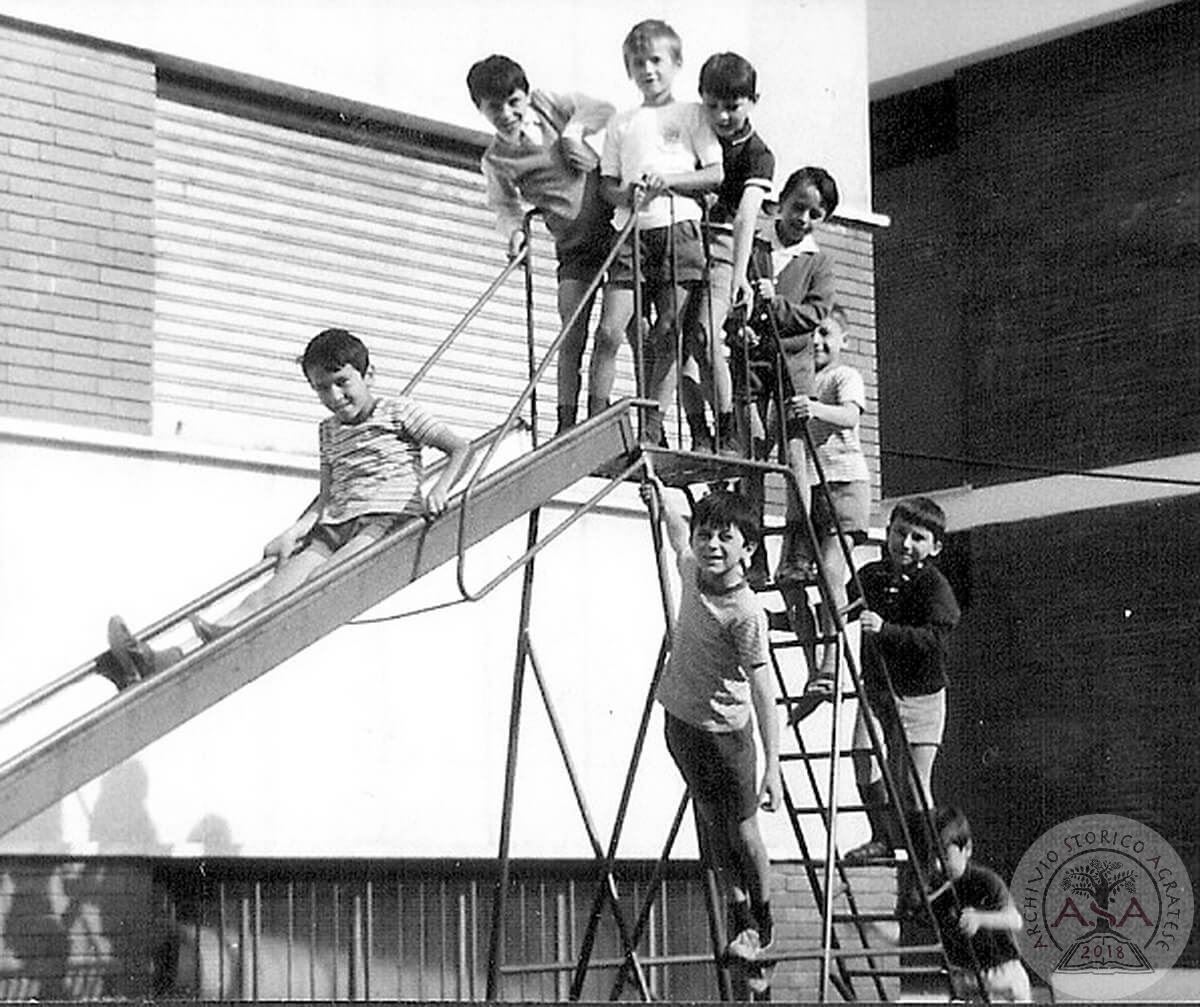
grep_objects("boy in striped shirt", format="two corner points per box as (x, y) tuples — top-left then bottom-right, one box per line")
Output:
(100, 328), (470, 688)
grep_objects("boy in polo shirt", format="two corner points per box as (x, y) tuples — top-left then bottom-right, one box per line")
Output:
(642, 475), (781, 965)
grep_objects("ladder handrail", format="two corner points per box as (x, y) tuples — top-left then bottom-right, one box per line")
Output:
(454, 193), (655, 603)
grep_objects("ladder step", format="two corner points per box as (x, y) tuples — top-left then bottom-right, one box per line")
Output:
(844, 965), (947, 977)
(832, 911), (900, 924)
(781, 747), (874, 761)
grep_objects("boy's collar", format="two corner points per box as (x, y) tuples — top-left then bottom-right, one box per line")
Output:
(761, 219), (820, 256)
(721, 122), (755, 147)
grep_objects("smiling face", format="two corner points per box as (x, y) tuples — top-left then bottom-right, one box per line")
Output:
(775, 182), (829, 245)
(690, 521), (756, 590)
(701, 92), (754, 139)
(306, 362), (376, 424)
(625, 37), (681, 106)
(813, 314), (847, 372)
(477, 88), (529, 141)
(885, 514), (942, 572)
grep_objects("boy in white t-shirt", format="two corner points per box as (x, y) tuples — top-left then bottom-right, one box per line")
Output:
(785, 306), (872, 721)
(592, 19), (723, 443)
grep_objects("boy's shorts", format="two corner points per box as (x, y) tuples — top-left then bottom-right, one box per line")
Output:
(308, 514), (401, 557)
(608, 219), (707, 287)
(664, 711), (759, 822)
(808, 480), (870, 543)
(551, 170), (615, 283)
(949, 960), (1031, 1002)
(855, 687), (946, 749)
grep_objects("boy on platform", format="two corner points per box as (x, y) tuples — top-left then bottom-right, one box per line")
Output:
(594, 19), (723, 443)
(680, 51), (775, 455)
(641, 475), (781, 964)
(99, 328), (470, 690)
(931, 807), (1032, 1002)
(468, 54), (616, 435)
(736, 166), (837, 585)
(784, 305), (871, 720)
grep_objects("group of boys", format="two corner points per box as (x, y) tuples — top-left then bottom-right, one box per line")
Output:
(98, 17), (1030, 1001)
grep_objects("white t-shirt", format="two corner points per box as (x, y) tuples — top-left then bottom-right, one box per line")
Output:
(600, 100), (721, 230)
(808, 364), (870, 483)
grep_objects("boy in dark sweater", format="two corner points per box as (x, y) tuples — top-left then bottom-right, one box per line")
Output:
(836, 497), (960, 866)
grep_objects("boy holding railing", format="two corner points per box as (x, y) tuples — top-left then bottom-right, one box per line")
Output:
(99, 328), (470, 689)
(468, 55), (616, 435)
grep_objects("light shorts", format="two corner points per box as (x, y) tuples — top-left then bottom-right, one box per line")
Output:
(809, 481), (871, 542)
(664, 711), (759, 822)
(307, 514), (401, 557)
(854, 686), (947, 749)
(608, 219), (707, 287)
(950, 959), (1032, 1002)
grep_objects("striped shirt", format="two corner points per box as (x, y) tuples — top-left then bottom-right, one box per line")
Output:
(318, 396), (451, 523)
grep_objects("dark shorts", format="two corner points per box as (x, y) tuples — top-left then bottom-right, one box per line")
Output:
(550, 170), (615, 283)
(308, 514), (401, 556)
(608, 219), (707, 287)
(664, 711), (758, 822)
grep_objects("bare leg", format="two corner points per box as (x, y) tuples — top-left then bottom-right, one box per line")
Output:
(555, 277), (598, 430)
(589, 286), (634, 414)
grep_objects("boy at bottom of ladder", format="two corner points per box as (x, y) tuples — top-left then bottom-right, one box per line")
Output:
(641, 475), (781, 964)
(96, 328), (470, 691)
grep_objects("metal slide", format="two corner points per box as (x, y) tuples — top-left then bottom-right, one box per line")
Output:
(0, 404), (636, 838)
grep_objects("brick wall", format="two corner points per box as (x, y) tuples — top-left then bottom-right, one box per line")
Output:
(940, 493), (1200, 966)
(872, 1), (1200, 495)
(0, 22), (156, 432)
(0, 858), (156, 1000)
(771, 861), (900, 1001)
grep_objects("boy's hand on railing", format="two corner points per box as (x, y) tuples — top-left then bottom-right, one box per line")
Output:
(263, 528), (301, 566)
(753, 276), (775, 301)
(638, 171), (669, 199)
(860, 609), (884, 634)
(731, 275), (755, 310)
(638, 476), (663, 514)
(786, 395), (813, 422)
(423, 485), (450, 518)
(506, 229), (527, 260)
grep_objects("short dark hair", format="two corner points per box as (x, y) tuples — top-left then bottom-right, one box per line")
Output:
(301, 328), (370, 377)
(623, 19), (682, 69)
(935, 805), (972, 850)
(698, 52), (757, 101)
(780, 166), (839, 220)
(689, 488), (761, 549)
(467, 54), (529, 107)
(890, 496), (948, 543)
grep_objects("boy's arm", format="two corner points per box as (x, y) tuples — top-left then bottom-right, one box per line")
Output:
(959, 895), (1022, 937)
(264, 469), (327, 563)
(482, 157), (527, 257)
(422, 426), (472, 517)
(640, 475), (690, 556)
(557, 91), (616, 140)
(789, 398), (861, 428)
(655, 161), (723, 196)
(747, 660), (782, 811)
(866, 575), (961, 656)
(730, 184), (769, 305)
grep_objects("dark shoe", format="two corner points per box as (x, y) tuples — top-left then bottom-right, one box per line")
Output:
(843, 838), (893, 864)
(95, 649), (139, 691)
(189, 613), (231, 644)
(690, 431), (715, 453)
(788, 675), (835, 724)
(775, 557), (818, 586)
(108, 616), (182, 684)
(107, 615), (154, 684)
(640, 409), (668, 447)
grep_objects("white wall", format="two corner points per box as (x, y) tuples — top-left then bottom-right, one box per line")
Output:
(0, 0), (875, 217)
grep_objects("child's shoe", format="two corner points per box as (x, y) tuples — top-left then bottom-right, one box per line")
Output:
(95, 649), (140, 691)
(725, 927), (762, 964)
(107, 616), (182, 684)
(787, 674), (836, 724)
(843, 838), (893, 864)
